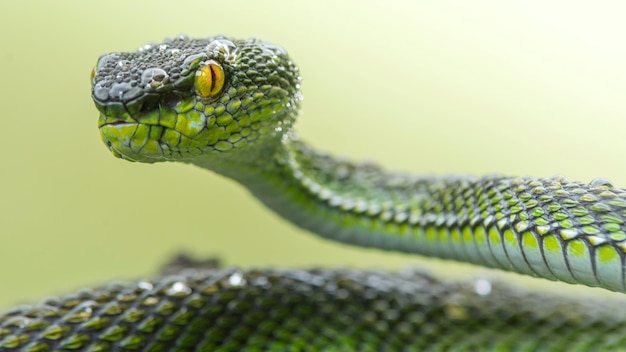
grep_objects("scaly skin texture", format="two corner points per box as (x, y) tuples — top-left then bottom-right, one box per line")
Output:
(94, 35), (626, 293)
(3, 35), (626, 350)
(2, 267), (626, 351)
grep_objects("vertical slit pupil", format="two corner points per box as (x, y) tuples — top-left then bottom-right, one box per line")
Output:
(209, 65), (218, 95)
(195, 62), (224, 98)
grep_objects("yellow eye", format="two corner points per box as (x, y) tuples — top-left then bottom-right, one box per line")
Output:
(195, 60), (225, 98)
(91, 67), (97, 83)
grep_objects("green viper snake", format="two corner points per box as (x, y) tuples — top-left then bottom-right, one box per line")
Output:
(2, 35), (626, 351)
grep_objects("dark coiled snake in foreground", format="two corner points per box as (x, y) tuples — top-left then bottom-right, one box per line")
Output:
(2, 35), (626, 351)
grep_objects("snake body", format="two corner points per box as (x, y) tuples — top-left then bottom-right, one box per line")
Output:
(2, 35), (626, 350)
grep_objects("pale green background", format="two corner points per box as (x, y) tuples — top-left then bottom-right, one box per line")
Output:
(1, 1), (626, 308)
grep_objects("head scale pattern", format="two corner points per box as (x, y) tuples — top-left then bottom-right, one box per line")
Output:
(92, 35), (301, 162)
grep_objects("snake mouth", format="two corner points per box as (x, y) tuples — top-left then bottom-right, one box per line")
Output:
(106, 119), (134, 126)
(98, 107), (217, 163)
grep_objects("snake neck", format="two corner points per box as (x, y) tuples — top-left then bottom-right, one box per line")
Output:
(191, 136), (626, 293)
(190, 131), (477, 254)
(188, 131), (403, 237)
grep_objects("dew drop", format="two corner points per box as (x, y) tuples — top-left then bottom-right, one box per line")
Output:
(140, 67), (169, 89)
(108, 82), (133, 100)
(138, 43), (154, 52)
(137, 281), (154, 291)
(116, 60), (131, 70)
(473, 278), (492, 296)
(96, 53), (120, 71)
(207, 39), (238, 62)
(262, 42), (287, 56)
(182, 53), (207, 71)
(165, 282), (192, 297)
(226, 271), (246, 288)
(93, 83), (109, 101)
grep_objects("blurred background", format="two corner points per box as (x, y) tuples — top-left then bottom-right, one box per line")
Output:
(1, 1), (626, 308)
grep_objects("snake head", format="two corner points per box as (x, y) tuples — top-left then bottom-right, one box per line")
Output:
(92, 35), (301, 162)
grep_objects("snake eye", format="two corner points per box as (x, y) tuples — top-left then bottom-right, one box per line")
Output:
(91, 67), (97, 83)
(195, 60), (225, 98)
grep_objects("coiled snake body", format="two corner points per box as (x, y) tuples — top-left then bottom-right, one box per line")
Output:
(2, 35), (626, 351)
